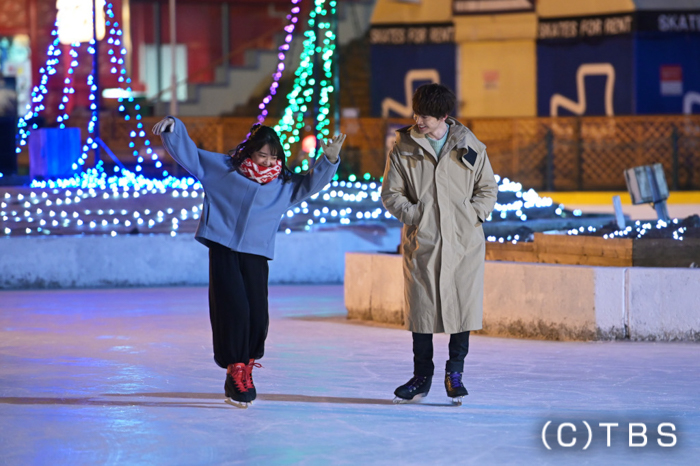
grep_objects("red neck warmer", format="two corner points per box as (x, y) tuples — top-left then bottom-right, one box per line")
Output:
(238, 158), (282, 184)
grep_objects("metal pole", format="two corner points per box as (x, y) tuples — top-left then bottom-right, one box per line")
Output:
(154, 2), (161, 112)
(169, 0), (178, 116)
(312, 11), (320, 155)
(575, 118), (583, 190)
(653, 201), (670, 223)
(331, 2), (339, 136)
(672, 126), (679, 190)
(545, 128), (553, 191)
(222, 3), (230, 69)
(92, 0), (101, 166)
(647, 165), (670, 222)
(612, 195), (626, 230)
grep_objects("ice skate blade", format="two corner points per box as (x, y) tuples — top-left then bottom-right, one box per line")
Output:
(450, 397), (463, 406)
(224, 398), (249, 409)
(392, 393), (428, 404)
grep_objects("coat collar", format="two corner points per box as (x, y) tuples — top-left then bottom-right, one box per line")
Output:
(395, 118), (485, 170)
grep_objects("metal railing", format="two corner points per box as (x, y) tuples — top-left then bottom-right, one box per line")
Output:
(467, 116), (700, 191)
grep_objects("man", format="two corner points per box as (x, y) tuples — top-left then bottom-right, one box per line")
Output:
(381, 83), (498, 404)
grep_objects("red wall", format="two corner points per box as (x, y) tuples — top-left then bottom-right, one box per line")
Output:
(20, 0), (294, 120)
(130, 0), (290, 87)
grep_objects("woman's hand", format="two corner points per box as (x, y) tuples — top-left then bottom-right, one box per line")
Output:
(320, 133), (346, 163)
(152, 117), (175, 136)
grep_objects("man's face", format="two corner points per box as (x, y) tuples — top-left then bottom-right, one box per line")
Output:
(413, 114), (447, 137)
(250, 144), (278, 168)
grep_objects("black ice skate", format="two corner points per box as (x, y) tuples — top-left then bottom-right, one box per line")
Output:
(225, 363), (253, 408)
(393, 375), (432, 404)
(445, 372), (468, 405)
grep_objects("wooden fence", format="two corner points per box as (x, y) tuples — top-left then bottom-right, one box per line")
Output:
(16, 114), (700, 191)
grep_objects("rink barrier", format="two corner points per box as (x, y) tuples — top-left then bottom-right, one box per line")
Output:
(0, 228), (402, 289)
(485, 233), (700, 268)
(344, 252), (700, 342)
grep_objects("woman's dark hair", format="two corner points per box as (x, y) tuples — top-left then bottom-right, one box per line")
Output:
(228, 124), (291, 181)
(412, 83), (456, 119)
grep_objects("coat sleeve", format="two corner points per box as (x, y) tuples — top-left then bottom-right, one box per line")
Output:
(288, 154), (340, 206)
(160, 117), (222, 183)
(381, 148), (422, 226)
(470, 150), (498, 222)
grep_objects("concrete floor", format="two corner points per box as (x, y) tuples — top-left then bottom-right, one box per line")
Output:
(1, 285), (698, 465)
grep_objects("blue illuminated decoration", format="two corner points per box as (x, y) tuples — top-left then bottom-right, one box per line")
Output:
(15, 3), (161, 177)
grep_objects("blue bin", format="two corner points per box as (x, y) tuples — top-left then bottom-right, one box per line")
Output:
(28, 127), (81, 179)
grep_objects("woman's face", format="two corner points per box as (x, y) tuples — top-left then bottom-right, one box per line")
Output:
(250, 144), (278, 168)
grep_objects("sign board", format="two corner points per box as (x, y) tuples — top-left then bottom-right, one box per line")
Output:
(369, 23), (454, 46)
(537, 36), (634, 116)
(637, 11), (700, 33)
(453, 0), (535, 15)
(660, 65), (683, 96)
(537, 11), (700, 114)
(483, 70), (499, 90)
(538, 13), (634, 40)
(370, 43), (456, 117)
(636, 35), (700, 114)
(537, 11), (700, 40)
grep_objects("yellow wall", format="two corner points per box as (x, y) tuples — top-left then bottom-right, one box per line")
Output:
(458, 40), (536, 117)
(372, 0), (638, 24)
(537, 0), (635, 18)
(370, 0), (453, 24)
(372, 0), (637, 24)
(454, 12), (537, 42)
(373, 0), (636, 118)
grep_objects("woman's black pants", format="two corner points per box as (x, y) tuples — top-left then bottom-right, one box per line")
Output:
(208, 242), (269, 369)
(412, 331), (470, 376)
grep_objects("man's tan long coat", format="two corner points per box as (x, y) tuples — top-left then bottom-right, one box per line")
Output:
(381, 118), (498, 334)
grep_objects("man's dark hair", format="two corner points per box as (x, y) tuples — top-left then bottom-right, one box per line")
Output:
(412, 83), (456, 119)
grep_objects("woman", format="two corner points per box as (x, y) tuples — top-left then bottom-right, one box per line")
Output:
(153, 117), (345, 408)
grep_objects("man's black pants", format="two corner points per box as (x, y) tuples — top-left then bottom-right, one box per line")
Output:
(413, 331), (470, 376)
(208, 242), (269, 369)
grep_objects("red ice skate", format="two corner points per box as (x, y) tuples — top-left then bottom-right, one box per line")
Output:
(245, 359), (262, 401)
(225, 363), (253, 408)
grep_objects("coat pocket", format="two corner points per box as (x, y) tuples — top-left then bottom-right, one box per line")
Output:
(411, 201), (424, 226)
(463, 198), (482, 227)
(402, 223), (419, 259)
(403, 202), (426, 260)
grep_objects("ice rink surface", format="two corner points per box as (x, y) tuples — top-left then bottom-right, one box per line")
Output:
(1, 285), (698, 465)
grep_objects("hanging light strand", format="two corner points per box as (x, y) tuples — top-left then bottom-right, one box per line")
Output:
(104, 2), (161, 176)
(15, 22), (62, 156)
(56, 45), (79, 129)
(274, 0), (336, 174)
(256, 0), (303, 125)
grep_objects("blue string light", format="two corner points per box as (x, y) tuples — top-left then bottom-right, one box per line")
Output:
(15, 22), (61, 154)
(15, 4), (159, 178)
